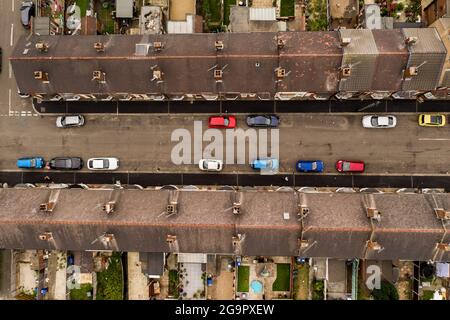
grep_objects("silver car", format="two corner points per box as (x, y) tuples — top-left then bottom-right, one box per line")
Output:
(20, 1), (35, 29)
(56, 115), (85, 128)
(362, 115), (397, 128)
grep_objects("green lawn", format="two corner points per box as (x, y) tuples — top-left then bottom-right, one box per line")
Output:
(223, 0), (236, 26)
(237, 266), (250, 292)
(421, 290), (434, 300)
(272, 263), (291, 291)
(70, 283), (93, 300)
(96, 253), (123, 300)
(280, 0), (295, 17)
(99, 5), (115, 34)
(76, 0), (89, 17)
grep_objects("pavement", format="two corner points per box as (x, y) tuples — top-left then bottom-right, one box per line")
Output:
(34, 99), (450, 115)
(127, 252), (149, 300)
(0, 0), (35, 117)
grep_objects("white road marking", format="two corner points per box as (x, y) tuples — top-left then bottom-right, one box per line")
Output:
(418, 138), (450, 141)
(11, 0), (14, 12)
(8, 89), (11, 113)
(10, 23), (14, 46)
(9, 62), (12, 79)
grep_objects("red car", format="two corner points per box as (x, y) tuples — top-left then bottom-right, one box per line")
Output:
(208, 115), (236, 128)
(336, 160), (365, 173)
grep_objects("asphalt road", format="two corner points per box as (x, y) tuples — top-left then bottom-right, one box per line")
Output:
(0, 0), (34, 117)
(2, 113), (450, 175)
(33, 99), (450, 115)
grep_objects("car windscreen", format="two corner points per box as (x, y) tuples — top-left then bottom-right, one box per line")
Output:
(54, 159), (69, 167)
(223, 118), (229, 126)
(343, 162), (351, 171)
(430, 116), (442, 124)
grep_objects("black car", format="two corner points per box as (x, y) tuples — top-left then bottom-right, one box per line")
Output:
(246, 115), (280, 127)
(49, 157), (83, 170)
(20, 1), (35, 29)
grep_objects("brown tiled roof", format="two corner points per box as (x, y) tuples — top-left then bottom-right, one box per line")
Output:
(371, 30), (409, 91)
(278, 32), (342, 93)
(10, 30), (446, 97)
(0, 188), (449, 260)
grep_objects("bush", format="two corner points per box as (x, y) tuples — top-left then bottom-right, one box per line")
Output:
(312, 279), (324, 300)
(371, 281), (399, 300)
(169, 270), (180, 297)
(396, 2), (404, 11)
(96, 253), (123, 300)
(421, 290), (434, 300)
(70, 284), (93, 300)
(306, 0), (328, 31)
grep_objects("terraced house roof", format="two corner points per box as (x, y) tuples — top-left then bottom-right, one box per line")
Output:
(0, 188), (449, 261)
(9, 29), (447, 98)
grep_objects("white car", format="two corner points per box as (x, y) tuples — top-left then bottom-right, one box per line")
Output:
(87, 157), (119, 171)
(17, 89), (30, 98)
(362, 115), (397, 128)
(199, 159), (223, 171)
(56, 115), (85, 128)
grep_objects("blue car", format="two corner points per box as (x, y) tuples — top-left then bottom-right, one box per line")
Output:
(251, 158), (279, 170)
(296, 160), (324, 173)
(17, 157), (45, 169)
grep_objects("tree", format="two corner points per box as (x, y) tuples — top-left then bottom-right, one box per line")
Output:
(371, 281), (399, 300)
(307, 0), (328, 31)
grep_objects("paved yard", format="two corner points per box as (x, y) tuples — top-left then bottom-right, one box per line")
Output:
(181, 263), (205, 299)
(127, 252), (149, 300)
(208, 257), (234, 300)
(17, 251), (38, 295)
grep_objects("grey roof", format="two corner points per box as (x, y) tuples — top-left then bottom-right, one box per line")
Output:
(402, 28), (447, 91)
(139, 252), (164, 276)
(33, 17), (50, 36)
(339, 29), (379, 91)
(116, 0), (134, 18)
(0, 189), (449, 261)
(73, 251), (94, 273)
